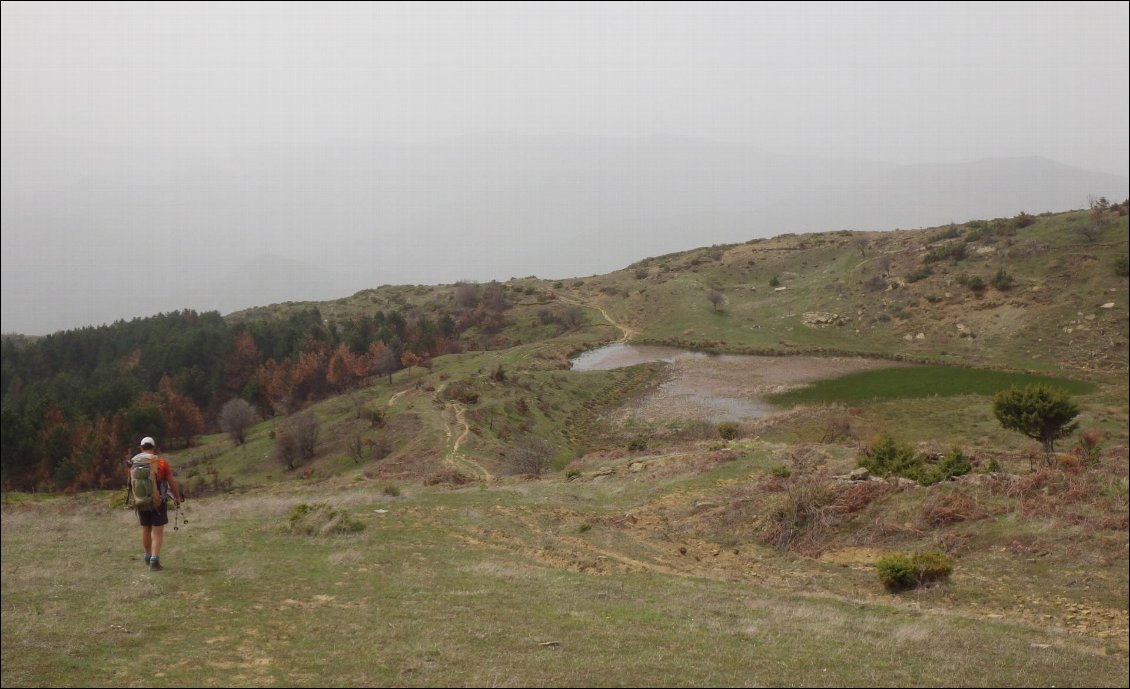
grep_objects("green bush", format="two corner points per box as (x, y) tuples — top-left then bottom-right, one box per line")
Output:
(627, 438), (648, 452)
(958, 273), (986, 295)
(717, 422), (740, 440)
(877, 550), (954, 592)
(859, 434), (918, 478)
(770, 465), (792, 478)
(918, 448), (973, 486)
(876, 553), (917, 591)
(990, 268), (1014, 291)
(923, 243), (967, 264)
(860, 437), (971, 485)
(1116, 255), (1129, 278)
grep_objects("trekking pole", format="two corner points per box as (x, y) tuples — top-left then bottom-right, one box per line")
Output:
(173, 501), (189, 530)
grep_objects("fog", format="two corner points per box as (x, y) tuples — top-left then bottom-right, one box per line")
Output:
(3, 2), (1128, 335)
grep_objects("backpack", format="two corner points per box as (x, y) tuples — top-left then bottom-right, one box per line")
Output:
(129, 458), (162, 511)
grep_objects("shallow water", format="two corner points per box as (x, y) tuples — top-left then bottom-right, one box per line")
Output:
(570, 344), (709, 371)
(571, 343), (902, 422)
(571, 344), (777, 420)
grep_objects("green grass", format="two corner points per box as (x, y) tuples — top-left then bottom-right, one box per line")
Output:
(768, 365), (1096, 406)
(4, 475), (1128, 687)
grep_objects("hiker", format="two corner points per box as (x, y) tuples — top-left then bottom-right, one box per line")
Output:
(127, 436), (184, 571)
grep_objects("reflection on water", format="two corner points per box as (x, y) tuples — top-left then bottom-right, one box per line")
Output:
(571, 343), (776, 421)
(571, 343), (902, 423)
(570, 344), (706, 371)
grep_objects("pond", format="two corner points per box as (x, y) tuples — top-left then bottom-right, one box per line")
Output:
(571, 343), (903, 423)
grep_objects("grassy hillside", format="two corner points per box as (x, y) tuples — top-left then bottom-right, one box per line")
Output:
(3, 206), (1128, 686)
(559, 208), (1128, 374)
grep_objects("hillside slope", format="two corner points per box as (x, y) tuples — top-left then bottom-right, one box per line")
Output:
(4, 207), (1128, 686)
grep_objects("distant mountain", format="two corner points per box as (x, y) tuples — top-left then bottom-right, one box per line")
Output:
(2, 133), (1126, 334)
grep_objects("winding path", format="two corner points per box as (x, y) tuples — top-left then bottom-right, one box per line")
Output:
(435, 384), (492, 482)
(559, 294), (638, 342)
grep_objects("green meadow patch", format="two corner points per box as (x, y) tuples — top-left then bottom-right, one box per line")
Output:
(769, 365), (1095, 406)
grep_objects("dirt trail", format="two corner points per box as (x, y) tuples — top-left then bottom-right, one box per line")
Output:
(560, 294), (637, 341)
(434, 383), (492, 481)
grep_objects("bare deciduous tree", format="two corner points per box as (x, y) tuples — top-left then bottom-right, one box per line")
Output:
(507, 436), (557, 476)
(219, 398), (256, 445)
(454, 281), (481, 309)
(274, 410), (321, 470)
(707, 290), (725, 312)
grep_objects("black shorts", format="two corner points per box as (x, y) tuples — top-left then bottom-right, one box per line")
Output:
(136, 501), (169, 527)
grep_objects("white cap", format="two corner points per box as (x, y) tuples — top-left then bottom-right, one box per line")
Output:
(140, 437), (156, 448)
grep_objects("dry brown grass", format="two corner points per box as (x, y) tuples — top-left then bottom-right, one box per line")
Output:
(918, 489), (979, 526)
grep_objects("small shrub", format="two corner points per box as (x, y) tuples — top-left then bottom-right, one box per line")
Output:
(1010, 211), (1036, 230)
(822, 416), (854, 442)
(287, 503), (365, 536)
(770, 465), (792, 479)
(763, 476), (840, 550)
(905, 266), (933, 283)
(923, 243), (967, 264)
(876, 553), (917, 591)
(859, 434), (918, 478)
(717, 422), (740, 440)
(963, 225), (989, 243)
(423, 469), (472, 486)
(381, 482), (401, 497)
(1074, 429), (1106, 467)
(860, 436), (970, 485)
(919, 448), (974, 486)
(443, 381), (480, 405)
(769, 275), (781, 288)
(369, 408), (386, 428)
(1116, 255), (1129, 278)
(877, 550), (953, 592)
(959, 273), (986, 295)
(990, 268), (1014, 291)
(627, 437), (648, 452)
(934, 224), (963, 241)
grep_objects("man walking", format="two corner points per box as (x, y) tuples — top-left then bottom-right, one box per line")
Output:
(128, 437), (184, 571)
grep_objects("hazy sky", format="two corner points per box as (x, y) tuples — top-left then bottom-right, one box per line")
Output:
(5, 1), (1128, 171)
(3, 1), (1129, 334)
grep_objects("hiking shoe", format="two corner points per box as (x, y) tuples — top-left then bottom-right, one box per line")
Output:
(148, 561), (164, 571)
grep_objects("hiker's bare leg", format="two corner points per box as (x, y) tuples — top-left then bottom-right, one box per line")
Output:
(150, 525), (165, 558)
(141, 525), (153, 555)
